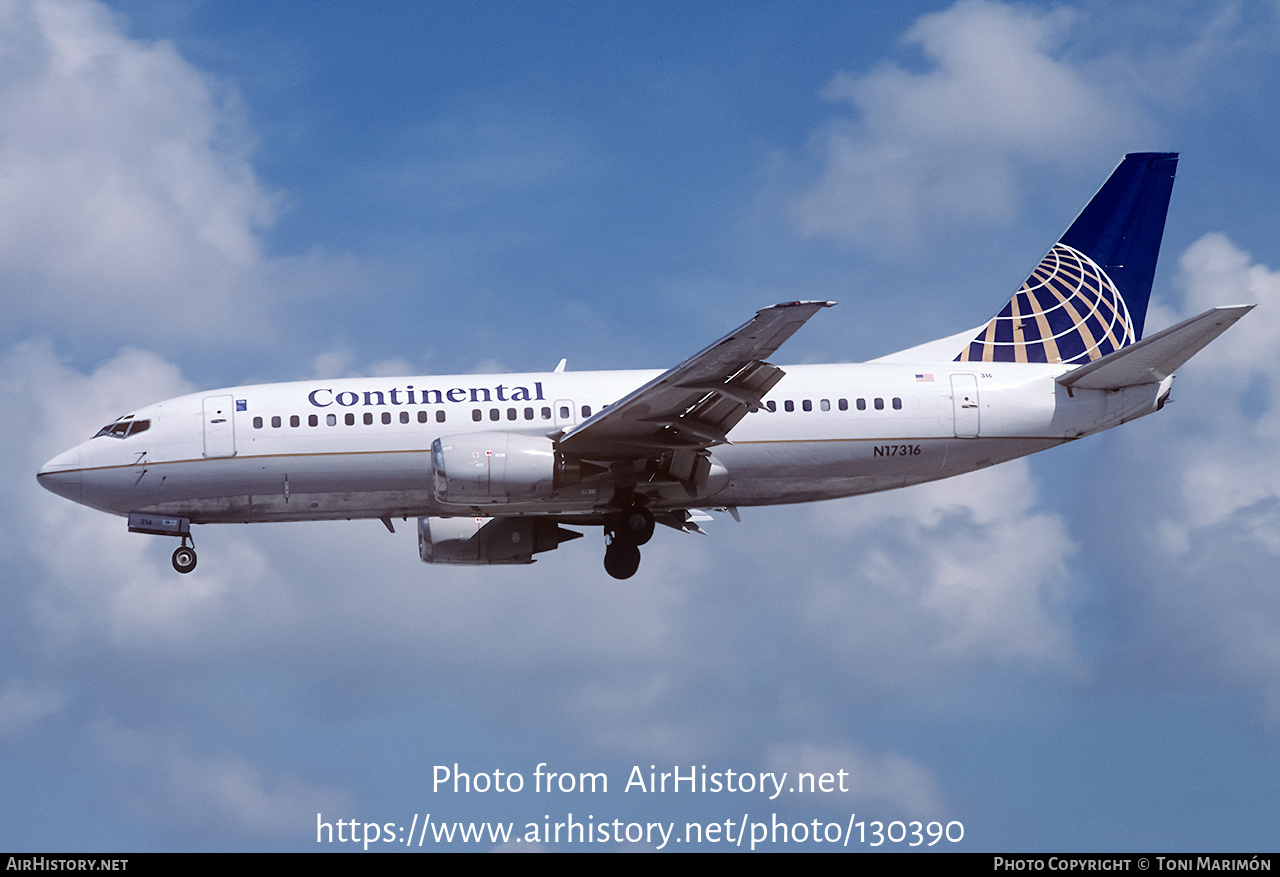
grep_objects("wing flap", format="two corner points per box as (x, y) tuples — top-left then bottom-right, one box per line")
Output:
(557, 301), (833, 458)
(1057, 305), (1253, 391)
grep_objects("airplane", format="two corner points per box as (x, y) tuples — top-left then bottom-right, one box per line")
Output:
(37, 153), (1252, 580)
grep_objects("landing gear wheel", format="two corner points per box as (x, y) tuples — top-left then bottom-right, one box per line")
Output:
(603, 540), (641, 580)
(172, 545), (197, 574)
(620, 506), (655, 546)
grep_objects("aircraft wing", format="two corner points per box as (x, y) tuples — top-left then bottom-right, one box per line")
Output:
(1057, 305), (1253, 391)
(556, 301), (835, 458)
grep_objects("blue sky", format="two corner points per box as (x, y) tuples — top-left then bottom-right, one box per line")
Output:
(4, 0), (1280, 852)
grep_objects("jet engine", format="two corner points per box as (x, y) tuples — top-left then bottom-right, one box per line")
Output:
(431, 433), (586, 504)
(418, 515), (582, 565)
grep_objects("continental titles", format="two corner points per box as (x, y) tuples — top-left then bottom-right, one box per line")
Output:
(308, 382), (545, 409)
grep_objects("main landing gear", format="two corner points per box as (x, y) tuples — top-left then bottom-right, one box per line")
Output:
(603, 505), (654, 580)
(171, 535), (197, 574)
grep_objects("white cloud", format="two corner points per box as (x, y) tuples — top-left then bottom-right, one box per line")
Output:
(792, 461), (1078, 682)
(1138, 234), (1280, 540)
(1174, 233), (1280, 374)
(0, 683), (63, 735)
(100, 722), (350, 837)
(789, 0), (1150, 246)
(0, 0), (350, 347)
(766, 741), (946, 816)
(1094, 233), (1280, 721)
(0, 339), (192, 651)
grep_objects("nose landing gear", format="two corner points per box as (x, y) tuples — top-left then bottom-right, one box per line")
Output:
(603, 505), (654, 580)
(128, 514), (198, 575)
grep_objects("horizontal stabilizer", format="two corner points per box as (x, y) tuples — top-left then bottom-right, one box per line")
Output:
(1057, 305), (1253, 391)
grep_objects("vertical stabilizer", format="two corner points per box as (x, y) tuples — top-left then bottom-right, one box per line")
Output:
(957, 152), (1178, 364)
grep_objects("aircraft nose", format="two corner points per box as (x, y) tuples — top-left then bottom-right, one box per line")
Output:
(36, 445), (82, 503)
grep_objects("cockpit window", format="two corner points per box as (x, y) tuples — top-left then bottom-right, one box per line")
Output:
(93, 416), (151, 439)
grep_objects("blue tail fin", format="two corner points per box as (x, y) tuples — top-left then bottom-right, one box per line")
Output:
(956, 152), (1178, 364)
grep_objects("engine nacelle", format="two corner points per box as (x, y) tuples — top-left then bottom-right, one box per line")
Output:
(418, 516), (582, 565)
(432, 432), (584, 504)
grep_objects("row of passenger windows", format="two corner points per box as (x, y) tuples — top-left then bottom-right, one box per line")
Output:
(471, 405), (589, 423)
(250, 397), (903, 431)
(250, 405), (595, 430)
(254, 410), (447, 429)
(764, 397), (902, 413)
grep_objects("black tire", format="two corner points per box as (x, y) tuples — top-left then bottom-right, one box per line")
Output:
(620, 506), (655, 545)
(172, 546), (197, 574)
(603, 541), (641, 580)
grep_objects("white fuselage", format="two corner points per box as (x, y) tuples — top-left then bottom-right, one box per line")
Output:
(36, 360), (1169, 524)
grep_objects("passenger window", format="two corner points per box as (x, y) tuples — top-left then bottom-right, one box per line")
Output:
(290, 415), (300, 427)
(524, 407), (534, 420)
(542, 407), (552, 420)
(327, 414), (337, 426)
(802, 400), (812, 412)
(400, 411), (409, 424)
(363, 412), (373, 425)
(582, 405), (592, 418)
(309, 414), (318, 427)
(892, 397), (902, 410)
(418, 411), (428, 423)
(820, 399), (830, 412)
(437, 411), (446, 423)
(874, 398), (884, 410)
(856, 398), (866, 411)
(838, 399), (848, 411)
(271, 416), (281, 428)
(784, 400), (794, 412)
(472, 409), (482, 422)
(382, 412), (392, 425)
(253, 417), (263, 429)
(507, 408), (517, 420)
(489, 409), (499, 421)
(559, 406), (570, 419)
(766, 401), (776, 412)
(345, 413), (355, 426)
